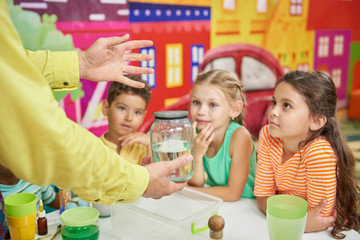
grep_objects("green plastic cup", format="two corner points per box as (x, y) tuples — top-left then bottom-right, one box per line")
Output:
(267, 195), (308, 240)
(4, 193), (37, 217)
(61, 207), (100, 240)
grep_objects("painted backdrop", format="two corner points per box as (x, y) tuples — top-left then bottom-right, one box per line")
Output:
(8, 0), (360, 137)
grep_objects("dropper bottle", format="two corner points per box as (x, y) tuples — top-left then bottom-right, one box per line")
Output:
(37, 199), (48, 235)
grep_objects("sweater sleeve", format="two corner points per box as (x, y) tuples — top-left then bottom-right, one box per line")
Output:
(25, 50), (79, 90)
(0, 2), (149, 205)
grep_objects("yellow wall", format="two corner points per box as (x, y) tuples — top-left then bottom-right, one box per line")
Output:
(210, 0), (314, 71)
(211, 0), (277, 48)
(263, 0), (314, 71)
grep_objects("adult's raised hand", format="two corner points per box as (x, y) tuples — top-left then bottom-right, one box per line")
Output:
(78, 34), (154, 88)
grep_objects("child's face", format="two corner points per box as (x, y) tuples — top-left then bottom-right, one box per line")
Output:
(190, 83), (233, 132)
(103, 92), (147, 138)
(268, 82), (313, 142)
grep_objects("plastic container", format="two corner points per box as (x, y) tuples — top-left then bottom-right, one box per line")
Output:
(93, 203), (111, 218)
(4, 193), (37, 217)
(267, 194), (307, 219)
(150, 111), (194, 182)
(111, 188), (222, 240)
(60, 207), (100, 240)
(6, 211), (36, 240)
(266, 195), (308, 240)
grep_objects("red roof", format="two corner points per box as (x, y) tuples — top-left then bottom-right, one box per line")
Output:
(307, 0), (360, 41)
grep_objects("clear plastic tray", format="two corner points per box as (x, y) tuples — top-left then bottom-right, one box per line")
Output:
(111, 187), (222, 240)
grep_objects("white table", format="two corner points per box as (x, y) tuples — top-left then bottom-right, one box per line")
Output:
(218, 199), (360, 240)
(41, 198), (360, 240)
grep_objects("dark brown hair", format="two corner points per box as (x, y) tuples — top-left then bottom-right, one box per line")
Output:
(194, 69), (245, 125)
(107, 75), (151, 106)
(279, 70), (360, 239)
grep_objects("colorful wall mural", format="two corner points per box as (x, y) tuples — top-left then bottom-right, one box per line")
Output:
(8, 0), (360, 137)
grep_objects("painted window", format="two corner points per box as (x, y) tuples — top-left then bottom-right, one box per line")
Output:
(241, 56), (277, 91)
(331, 68), (342, 88)
(204, 57), (236, 74)
(165, 97), (180, 107)
(283, 67), (290, 74)
(191, 44), (204, 83)
(257, 0), (267, 13)
(297, 63), (309, 72)
(166, 44), (183, 88)
(290, 0), (303, 16)
(140, 47), (156, 88)
(318, 36), (329, 58)
(216, 20), (240, 35)
(223, 0), (236, 10)
(333, 35), (344, 56)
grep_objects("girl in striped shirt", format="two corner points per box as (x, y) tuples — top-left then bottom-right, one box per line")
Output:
(254, 71), (359, 238)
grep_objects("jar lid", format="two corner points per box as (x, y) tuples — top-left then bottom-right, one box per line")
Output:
(154, 111), (189, 120)
(61, 207), (99, 226)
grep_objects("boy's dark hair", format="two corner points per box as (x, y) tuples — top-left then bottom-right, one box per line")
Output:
(107, 75), (151, 106)
(279, 70), (360, 239)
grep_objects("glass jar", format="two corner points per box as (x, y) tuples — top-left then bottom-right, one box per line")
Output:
(150, 111), (194, 182)
(60, 207), (99, 240)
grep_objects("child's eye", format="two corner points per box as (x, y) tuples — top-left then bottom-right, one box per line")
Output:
(283, 103), (291, 109)
(210, 103), (217, 108)
(192, 100), (200, 105)
(135, 111), (143, 115)
(271, 99), (276, 106)
(118, 106), (126, 111)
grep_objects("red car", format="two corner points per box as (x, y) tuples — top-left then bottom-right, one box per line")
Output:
(140, 43), (284, 138)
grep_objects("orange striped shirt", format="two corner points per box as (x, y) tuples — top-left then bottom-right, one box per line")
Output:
(254, 125), (337, 216)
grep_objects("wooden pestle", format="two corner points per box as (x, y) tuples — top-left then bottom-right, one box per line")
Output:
(208, 215), (225, 240)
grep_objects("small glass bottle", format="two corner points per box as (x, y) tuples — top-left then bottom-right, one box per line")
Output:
(150, 111), (194, 182)
(37, 199), (48, 235)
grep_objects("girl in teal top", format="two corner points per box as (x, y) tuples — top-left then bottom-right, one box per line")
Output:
(188, 70), (256, 201)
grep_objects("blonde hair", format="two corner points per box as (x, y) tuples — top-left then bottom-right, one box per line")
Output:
(193, 69), (245, 125)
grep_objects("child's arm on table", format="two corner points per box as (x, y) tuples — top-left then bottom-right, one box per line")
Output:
(305, 199), (336, 232)
(303, 146), (337, 232)
(256, 196), (268, 214)
(188, 123), (214, 187)
(47, 189), (60, 209)
(256, 196), (336, 233)
(190, 127), (253, 202)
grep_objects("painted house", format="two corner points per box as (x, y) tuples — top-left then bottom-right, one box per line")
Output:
(307, 0), (360, 102)
(15, 0), (131, 136)
(15, 0), (211, 134)
(262, 0), (313, 73)
(128, 1), (211, 128)
(312, 30), (351, 108)
(210, 0), (277, 48)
